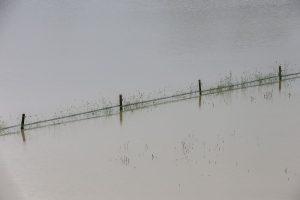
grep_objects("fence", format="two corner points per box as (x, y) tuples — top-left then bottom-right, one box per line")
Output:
(0, 67), (300, 136)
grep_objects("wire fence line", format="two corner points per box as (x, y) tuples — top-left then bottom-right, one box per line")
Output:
(1, 70), (300, 136)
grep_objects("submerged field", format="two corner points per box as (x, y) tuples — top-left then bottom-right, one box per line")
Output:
(0, 78), (299, 200)
(1, 0), (300, 199)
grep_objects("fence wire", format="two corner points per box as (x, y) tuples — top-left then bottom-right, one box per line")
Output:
(1, 71), (300, 136)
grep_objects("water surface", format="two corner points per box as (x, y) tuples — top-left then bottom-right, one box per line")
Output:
(0, 0), (300, 124)
(0, 78), (299, 199)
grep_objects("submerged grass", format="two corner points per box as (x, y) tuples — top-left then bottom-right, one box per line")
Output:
(0, 68), (299, 135)
(0, 121), (5, 130)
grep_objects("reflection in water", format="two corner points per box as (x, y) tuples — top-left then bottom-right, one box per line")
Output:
(118, 141), (130, 166)
(119, 111), (123, 126)
(198, 95), (202, 108)
(20, 129), (26, 143)
(279, 78), (282, 92)
(263, 90), (273, 101)
(120, 155), (130, 166)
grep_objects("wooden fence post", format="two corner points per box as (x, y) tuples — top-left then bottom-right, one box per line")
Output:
(21, 114), (25, 130)
(198, 80), (202, 96)
(278, 65), (282, 81)
(198, 80), (202, 108)
(119, 94), (123, 112)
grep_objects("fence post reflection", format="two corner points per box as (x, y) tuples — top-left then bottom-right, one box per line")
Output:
(199, 95), (202, 108)
(21, 129), (26, 142)
(119, 110), (123, 126)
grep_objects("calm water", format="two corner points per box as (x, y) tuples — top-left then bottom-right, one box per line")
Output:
(0, 78), (299, 200)
(1, 1), (300, 199)
(1, 0), (300, 124)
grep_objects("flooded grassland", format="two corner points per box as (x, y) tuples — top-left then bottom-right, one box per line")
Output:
(1, 1), (300, 199)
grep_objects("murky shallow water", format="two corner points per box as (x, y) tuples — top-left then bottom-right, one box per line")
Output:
(1, 0), (300, 199)
(1, 0), (300, 124)
(0, 79), (299, 200)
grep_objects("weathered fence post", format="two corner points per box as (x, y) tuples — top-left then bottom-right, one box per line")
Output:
(278, 65), (282, 91)
(198, 80), (202, 108)
(198, 80), (202, 96)
(278, 65), (282, 81)
(21, 114), (25, 130)
(119, 94), (123, 112)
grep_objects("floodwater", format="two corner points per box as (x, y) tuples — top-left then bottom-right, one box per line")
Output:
(0, 78), (299, 199)
(1, 0), (300, 199)
(1, 0), (300, 125)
